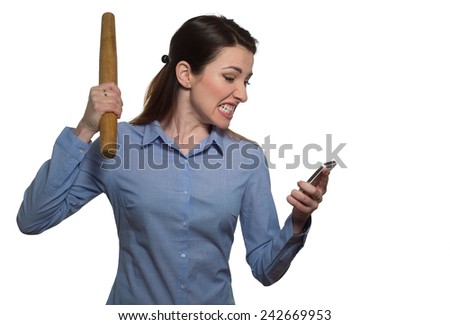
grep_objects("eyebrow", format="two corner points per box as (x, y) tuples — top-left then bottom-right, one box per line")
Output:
(223, 66), (253, 78)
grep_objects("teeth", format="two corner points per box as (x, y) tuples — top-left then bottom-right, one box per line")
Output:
(219, 104), (235, 114)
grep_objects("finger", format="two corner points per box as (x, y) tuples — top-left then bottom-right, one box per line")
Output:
(88, 97), (122, 120)
(100, 100), (122, 118)
(92, 83), (121, 99)
(100, 82), (121, 97)
(290, 188), (319, 208)
(286, 193), (318, 215)
(93, 87), (117, 99)
(91, 86), (123, 116)
(297, 181), (323, 203)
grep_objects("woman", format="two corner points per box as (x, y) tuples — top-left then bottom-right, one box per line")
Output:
(17, 15), (330, 304)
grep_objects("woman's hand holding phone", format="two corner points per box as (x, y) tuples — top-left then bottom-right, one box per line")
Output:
(287, 161), (336, 234)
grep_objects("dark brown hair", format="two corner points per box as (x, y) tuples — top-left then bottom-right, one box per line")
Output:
(130, 15), (258, 134)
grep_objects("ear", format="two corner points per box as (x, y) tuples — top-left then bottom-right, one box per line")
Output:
(175, 61), (193, 89)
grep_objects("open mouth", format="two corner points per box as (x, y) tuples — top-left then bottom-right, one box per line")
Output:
(218, 104), (236, 116)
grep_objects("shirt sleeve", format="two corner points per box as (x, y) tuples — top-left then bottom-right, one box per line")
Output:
(17, 127), (104, 234)
(239, 147), (311, 286)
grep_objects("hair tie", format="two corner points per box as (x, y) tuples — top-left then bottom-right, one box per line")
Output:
(161, 55), (169, 64)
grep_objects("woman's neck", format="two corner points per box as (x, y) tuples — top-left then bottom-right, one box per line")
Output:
(161, 109), (210, 155)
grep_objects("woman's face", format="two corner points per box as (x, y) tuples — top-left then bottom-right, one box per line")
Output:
(188, 45), (254, 129)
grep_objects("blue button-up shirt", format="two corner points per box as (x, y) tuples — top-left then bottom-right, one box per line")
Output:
(17, 121), (310, 304)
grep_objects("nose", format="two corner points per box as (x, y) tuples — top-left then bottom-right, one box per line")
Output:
(233, 83), (248, 103)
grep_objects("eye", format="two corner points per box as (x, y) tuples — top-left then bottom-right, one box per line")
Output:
(224, 75), (235, 82)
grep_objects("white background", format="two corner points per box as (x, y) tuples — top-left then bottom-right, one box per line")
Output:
(1, 0), (449, 323)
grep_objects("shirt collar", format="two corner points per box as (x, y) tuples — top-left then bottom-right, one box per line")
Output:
(201, 126), (224, 156)
(141, 121), (163, 145)
(141, 121), (224, 156)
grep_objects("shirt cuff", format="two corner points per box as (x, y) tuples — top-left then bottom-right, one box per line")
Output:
(57, 127), (92, 158)
(283, 214), (312, 242)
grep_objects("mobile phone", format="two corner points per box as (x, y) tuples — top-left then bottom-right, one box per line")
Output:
(307, 160), (337, 185)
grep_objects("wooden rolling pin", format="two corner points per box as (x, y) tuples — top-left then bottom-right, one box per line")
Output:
(99, 12), (118, 158)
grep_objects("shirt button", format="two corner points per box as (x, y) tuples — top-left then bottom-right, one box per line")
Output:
(180, 253), (186, 258)
(180, 285), (185, 290)
(183, 190), (188, 195)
